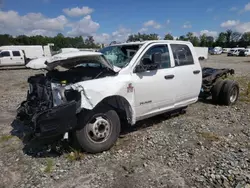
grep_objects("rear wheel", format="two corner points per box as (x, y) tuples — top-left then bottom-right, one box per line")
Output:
(221, 80), (239, 105)
(76, 106), (121, 153)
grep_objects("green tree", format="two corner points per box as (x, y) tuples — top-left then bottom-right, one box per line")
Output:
(215, 32), (226, 47)
(239, 32), (250, 47)
(178, 35), (187, 41)
(0, 34), (13, 45)
(127, 33), (159, 42)
(164, 33), (174, 40)
(206, 36), (214, 47)
(225, 29), (232, 47)
(84, 36), (97, 48)
(186, 32), (194, 40)
(200, 34), (207, 47)
(185, 32), (200, 46)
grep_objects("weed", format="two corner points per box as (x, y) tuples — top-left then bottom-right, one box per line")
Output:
(44, 158), (54, 173)
(246, 82), (250, 96)
(0, 135), (14, 143)
(66, 148), (84, 161)
(5, 146), (17, 153)
(12, 81), (27, 89)
(197, 131), (220, 142)
(231, 76), (250, 103)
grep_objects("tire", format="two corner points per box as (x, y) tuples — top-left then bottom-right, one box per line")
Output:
(76, 106), (121, 153)
(220, 80), (239, 106)
(211, 80), (225, 104)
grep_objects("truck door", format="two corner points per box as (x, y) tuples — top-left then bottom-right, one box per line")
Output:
(0, 51), (13, 66)
(12, 51), (24, 65)
(170, 43), (202, 107)
(132, 44), (176, 119)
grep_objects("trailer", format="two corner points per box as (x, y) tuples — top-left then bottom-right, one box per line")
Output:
(194, 47), (208, 60)
(0, 44), (54, 61)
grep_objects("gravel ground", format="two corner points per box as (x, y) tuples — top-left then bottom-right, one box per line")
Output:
(0, 54), (250, 188)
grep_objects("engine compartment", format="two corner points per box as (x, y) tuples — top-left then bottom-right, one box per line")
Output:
(17, 65), (116, 122)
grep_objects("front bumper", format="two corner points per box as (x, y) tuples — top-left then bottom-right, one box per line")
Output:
(16, 101), (78, 143)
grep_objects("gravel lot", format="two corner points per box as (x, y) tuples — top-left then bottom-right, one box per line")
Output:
(0, 54), (250, 188)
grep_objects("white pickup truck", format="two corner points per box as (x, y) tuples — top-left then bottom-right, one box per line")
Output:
(17, 40), (204, 153)
(0, 50), (27, 66)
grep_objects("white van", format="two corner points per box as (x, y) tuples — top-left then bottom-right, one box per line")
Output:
(238, 48), (250, 56)
(227, 48), (245, 56)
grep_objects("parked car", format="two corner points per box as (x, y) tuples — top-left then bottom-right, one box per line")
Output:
(210, 47), (223, 55)
(227, 48), (245, 56)
(0, 50), (27, 66)
(238, 49), (250, 56)
(222, 48), (231, 53)
(16, 40), (239, 153)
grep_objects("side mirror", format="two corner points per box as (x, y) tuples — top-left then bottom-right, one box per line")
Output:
(134, 63), (158, 73)
(134, 64), (145, 73)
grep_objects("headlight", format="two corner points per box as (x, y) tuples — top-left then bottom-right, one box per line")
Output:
(54, 87), (66, 102)
(28, 84), (33, 94)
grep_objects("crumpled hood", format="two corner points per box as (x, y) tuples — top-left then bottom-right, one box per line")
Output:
(26, 51), (119, 72)
(25, 57), (48, 69)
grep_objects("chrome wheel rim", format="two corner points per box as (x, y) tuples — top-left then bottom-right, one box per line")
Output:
(86, 116), (111, 143)
(230, 87), (238, 103)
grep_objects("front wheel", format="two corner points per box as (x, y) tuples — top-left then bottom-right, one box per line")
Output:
(76, 106), (121, 153)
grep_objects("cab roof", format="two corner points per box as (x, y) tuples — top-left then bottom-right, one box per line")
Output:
(110, 40), (193, 46)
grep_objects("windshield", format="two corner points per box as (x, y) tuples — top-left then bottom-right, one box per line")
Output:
(99, 44), (141, 68)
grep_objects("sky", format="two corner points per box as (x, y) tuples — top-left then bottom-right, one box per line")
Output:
(0, 0), (250, 44)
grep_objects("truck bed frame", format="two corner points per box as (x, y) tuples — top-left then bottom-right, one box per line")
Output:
(199, 67), (235, 99)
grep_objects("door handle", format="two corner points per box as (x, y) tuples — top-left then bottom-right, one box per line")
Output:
(164, 75), (175, 79)
(193, 70), (200, 74)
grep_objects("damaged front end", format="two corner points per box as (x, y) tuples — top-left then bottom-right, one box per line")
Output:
(16, 52), (119, 145)
(16, 74), (80, 144)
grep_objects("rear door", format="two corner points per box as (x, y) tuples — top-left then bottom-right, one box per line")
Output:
(170, 43), (202, 107)
(0, 51), (13, 66)
(12, 51), (24, 65)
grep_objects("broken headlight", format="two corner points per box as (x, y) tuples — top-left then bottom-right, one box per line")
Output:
(64, 90), (81, 102)
(28, 83), (33, 94)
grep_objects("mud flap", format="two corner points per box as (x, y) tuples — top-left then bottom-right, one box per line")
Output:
(33, 101), (77, 138)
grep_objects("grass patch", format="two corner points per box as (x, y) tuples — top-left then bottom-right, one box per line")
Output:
(236, 76), (250, 103)
(44, 158), (54, 173)
(5, 146), (18, 153)
(224, 75), (250, 103)
(0, 135), (14, 143)
(12, 81), (27, 89)
(66, 148), (84, 162)
(197, 132), (220, 142)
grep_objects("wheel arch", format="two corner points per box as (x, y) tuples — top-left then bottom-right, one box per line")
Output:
(96, 95), (135, 126)
(80, 95), (135, 126)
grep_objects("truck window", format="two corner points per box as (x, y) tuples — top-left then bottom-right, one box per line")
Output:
(170, 44), (194, 66)
(13, 51), (21, 56)
(0, 51), (11, 57)
(141, 45), (171, 69)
